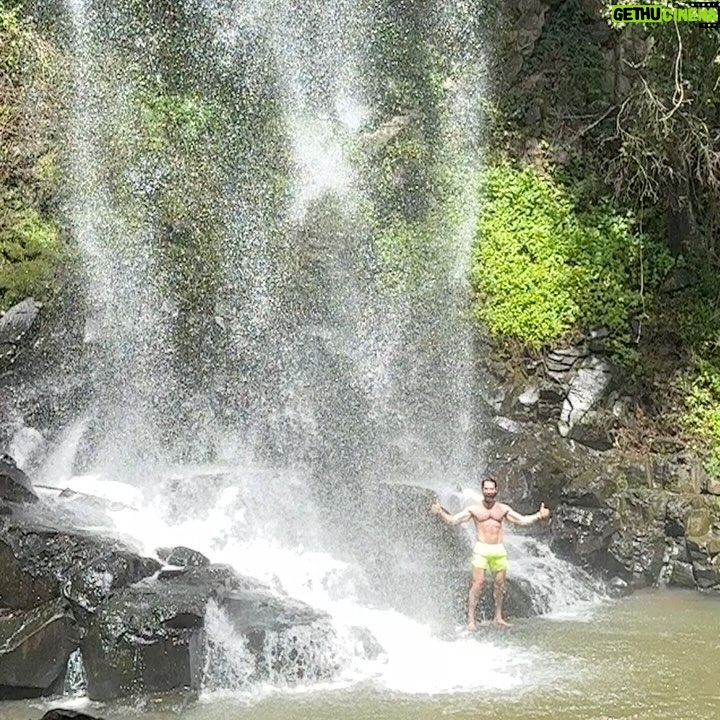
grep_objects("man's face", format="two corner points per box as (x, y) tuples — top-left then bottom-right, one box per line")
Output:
(482, 482), (498, 501)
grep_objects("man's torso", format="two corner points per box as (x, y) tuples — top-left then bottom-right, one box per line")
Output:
(469, 502), (509, 544)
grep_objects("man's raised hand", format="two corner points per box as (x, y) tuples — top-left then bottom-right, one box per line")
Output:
(538, 502), (550, 520)
(430, 500), (442, 515)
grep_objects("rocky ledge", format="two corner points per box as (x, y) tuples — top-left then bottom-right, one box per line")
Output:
(478, 326), (720, 595)
(0, 456), (358, 702)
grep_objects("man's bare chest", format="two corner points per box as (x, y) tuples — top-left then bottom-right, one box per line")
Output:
(472, 505), (506, 524)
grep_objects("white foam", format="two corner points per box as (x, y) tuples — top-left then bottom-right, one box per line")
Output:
(55, 472), (599, 697)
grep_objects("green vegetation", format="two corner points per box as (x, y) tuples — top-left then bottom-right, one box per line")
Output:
(483, 0), (720, 464)
(684, 363), (720, 477)
(0, 202), (64, 308)
(139, 92), (217, 152)
(471, 161), (672, 354)
(1, 3), (66, 312)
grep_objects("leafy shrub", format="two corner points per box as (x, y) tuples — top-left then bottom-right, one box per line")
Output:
(471, 161), (672, 354)
(683, 363), (720, 476)
(0, 5), (66, 311)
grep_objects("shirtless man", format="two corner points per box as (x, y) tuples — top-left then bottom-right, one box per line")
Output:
(431, 478), (550, 630)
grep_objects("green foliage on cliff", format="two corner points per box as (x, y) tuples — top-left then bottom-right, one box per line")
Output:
(684, 363), (720, 476)
(0, 202), (63, 308)
(471, 161), (672, 354)
(139, 92), (217, 152)
(0, 4), (66, 312)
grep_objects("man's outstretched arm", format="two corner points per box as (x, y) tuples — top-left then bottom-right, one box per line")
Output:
(506, 502), (551, 526)
(430, 501), (472, 525)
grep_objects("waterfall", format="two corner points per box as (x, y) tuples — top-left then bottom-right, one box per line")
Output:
(10, 0), (608, 697)
(64, 0), (179, 475)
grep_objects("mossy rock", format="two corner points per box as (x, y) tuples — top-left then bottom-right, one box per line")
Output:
(0, 204), (65, 312)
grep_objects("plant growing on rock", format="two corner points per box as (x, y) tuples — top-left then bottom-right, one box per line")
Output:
(471, 160), (672, 357)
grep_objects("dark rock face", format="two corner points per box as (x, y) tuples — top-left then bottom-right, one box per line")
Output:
(81, 578), (207, 701)
(552, 503), (618, 570)
(157, 546), (210, 568)
(0, 455), (38, 504)
(0, 299), (40, 369)
(41, 710), (105, 720)
(489, 336), (627, 453)
(81, 563), (334, 701)
(0, 600), (78, 699)
(0, 520), (161, 612)
(219, 590), (338, 684)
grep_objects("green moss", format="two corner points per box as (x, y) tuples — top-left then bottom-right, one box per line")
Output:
(0, 203), (64, 310)
(139, 92), (217, 152)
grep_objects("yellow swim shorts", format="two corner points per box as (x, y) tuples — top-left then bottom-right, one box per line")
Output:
(471, 542), (508, 573)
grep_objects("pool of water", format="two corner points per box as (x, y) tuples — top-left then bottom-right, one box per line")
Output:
(4, 589), (719, 720)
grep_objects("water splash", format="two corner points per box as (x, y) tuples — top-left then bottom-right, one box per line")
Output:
(63, 649), (88, 698)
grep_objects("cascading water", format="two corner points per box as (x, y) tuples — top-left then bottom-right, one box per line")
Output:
(62, 0), (181, 475)
(15, 0), (607, 700)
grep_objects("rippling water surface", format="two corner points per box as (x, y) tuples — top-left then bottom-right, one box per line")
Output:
(3, 590), (719, 720)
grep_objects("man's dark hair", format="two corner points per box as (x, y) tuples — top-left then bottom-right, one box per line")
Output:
(481, 477), (498, 489)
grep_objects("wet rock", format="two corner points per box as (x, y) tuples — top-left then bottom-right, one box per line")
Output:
(41, 711), (105, 720)
(81, 577), (208, 702)
(82, 565), (331, 700)
(0, 299), (40, 369)
(0, 454), (37, 504)
(560, 468), (618, 508)
(517, 380), (540, 408)
(361, 482), (469, 579)
(0, 600), (78, 699)
(668, 560), (696, 588)
(220, 591), (337, 683)
(558, 356), (617, 449)
(608, 530), (666, 587)
(607, 576), (630, 597)
(656, 454), (706, 494)
(664, 495), (696, 537)
(606, 492), (667, 587)
(551, 503), (618, 569)
(686, 509), (711, 537)
(220, 588), (325, 634)
(0, 518), (160, 611)
(157, 546), (210, 568)
(707, 477), (720, 496)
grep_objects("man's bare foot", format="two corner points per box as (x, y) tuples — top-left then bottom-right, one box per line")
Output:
(467, 622), (478, 632)
(494, 617), (512, 627)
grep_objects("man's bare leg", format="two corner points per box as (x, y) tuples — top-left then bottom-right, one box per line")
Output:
(493, 570), (511, 626)
(467, 567), (485, 631)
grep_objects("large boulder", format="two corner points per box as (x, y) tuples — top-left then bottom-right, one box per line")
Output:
(551, 503), (618, 571)
(0, 454), (37, 504)
(81, 577), (207, 702)
(558, 355), (618, 450)
(82, 564), (335, 701)
(0, 517), (160, 612)
(0, 600), (78, 699)
(219, 588), (339, 684)
(41, 711), (105, 720)
(157, 546), (210, 568)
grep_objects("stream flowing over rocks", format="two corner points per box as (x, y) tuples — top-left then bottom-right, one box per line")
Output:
(2, 297), (720, 706)
(0, 452), (352, 701)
